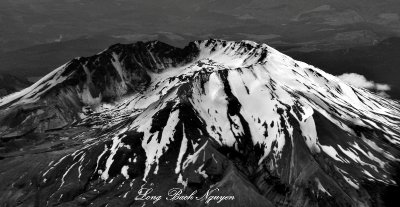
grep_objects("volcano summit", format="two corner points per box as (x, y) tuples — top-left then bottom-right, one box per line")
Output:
(1, 39), (400, 207)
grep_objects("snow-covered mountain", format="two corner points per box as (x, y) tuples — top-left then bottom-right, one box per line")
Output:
(1, 39), (400, 206)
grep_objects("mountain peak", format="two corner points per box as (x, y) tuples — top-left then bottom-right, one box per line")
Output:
(1, 39), (400, 206)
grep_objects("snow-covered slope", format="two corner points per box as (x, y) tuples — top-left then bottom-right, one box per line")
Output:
(1, 39), (400, 207)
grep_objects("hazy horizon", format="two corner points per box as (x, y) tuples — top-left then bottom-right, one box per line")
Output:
(1, 0), (400, 52)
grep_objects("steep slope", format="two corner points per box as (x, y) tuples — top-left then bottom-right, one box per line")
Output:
(1, 39), (400, 207)
(0, 41), (198, 138)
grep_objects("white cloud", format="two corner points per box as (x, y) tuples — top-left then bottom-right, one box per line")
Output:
(376, 83), (391, 91)
(337, 73), (391, 96)
(337, 73), (374, 88)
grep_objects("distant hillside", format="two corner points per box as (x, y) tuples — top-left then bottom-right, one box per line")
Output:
(0, 73), (31, 97)
(1, 0), (399, 51)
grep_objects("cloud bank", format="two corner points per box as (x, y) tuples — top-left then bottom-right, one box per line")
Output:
(337, 73), (391, 97)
